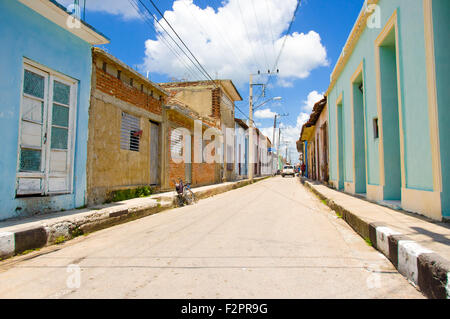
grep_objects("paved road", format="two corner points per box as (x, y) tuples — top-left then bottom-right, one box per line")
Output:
(0, 176), (423, 298)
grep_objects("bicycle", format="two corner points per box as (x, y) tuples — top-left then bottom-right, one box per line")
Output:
(174, 179), (198, 207)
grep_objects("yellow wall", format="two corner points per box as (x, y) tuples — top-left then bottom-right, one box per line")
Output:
(87, 95), (155, 205)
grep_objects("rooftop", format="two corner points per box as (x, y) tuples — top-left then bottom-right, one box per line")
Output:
(19, 0), (109, 45)
(160, 80), (243, 102)
(93, 47), (169, 97)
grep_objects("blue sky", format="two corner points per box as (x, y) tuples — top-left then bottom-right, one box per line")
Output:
(62, 0), (364, 163)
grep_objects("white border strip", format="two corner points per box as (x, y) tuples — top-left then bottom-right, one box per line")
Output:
(376, 226), (400, 257)
(398, 240), (433, 286)
(0, 232), (15, 257)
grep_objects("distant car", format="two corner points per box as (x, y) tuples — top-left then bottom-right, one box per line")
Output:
(282, 165), (295, 177)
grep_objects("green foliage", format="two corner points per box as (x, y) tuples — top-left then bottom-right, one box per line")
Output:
(19, 248), (41, 256)
(111, 186), (154, 203)
(70, 227), (83, 238)
(54, 236), (66, 245)
(364, 237), (373, 247)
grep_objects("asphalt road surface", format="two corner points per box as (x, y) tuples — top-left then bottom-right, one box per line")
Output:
(0, 176), (423, 298)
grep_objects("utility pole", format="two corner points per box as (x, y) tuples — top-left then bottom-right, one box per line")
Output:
(276, 127), (281, 170)
(271, 115), (277, 175)
(285, 144), (288, 163)
(248, 74), (254, 182)
(248, 71), (280, 181)
(271, 113), (289, 174)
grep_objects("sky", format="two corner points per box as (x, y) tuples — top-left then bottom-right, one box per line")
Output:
(60, 0), (365, 164)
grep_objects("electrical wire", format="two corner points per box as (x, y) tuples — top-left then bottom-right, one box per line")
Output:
(134, 0), (216, 84)
(179, 0), (249, 76)
(130, 0), (255, 124)
(128, 0), (201, 80)
(250, 0), (270, 72)
(146, 0), (218, 87)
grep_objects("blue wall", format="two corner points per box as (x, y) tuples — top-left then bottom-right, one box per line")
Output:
(328, 0), (434, 195)
(432, 0), (450, 218)
(0, 1), (93, 220)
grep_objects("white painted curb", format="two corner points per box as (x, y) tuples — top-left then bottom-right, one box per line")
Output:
(0, 232), (15, 257)
(375, 226), (400, 257)
(398, 240), (433, 286)
(447, 273), (450, 299)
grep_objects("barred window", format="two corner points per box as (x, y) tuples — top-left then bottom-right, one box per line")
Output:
(171, 129), (183, 157)
(121, 112), (141, 152)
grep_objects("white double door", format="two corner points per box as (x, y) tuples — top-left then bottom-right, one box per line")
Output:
(16, 62), (77, 196)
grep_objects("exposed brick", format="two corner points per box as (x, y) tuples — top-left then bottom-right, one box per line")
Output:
(95, 67), (163, 115)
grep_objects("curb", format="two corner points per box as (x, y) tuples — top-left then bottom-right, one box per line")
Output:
(301, 178), (450, 299)
(0, 176), (270, 260)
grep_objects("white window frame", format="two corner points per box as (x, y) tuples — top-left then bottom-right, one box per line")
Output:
(16, 59), (78, 196)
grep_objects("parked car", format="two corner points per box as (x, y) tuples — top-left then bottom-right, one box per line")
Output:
(282, 165), (295, 177)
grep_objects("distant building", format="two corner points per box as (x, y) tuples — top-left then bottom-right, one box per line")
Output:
(298, 97), (328, 182)
(234, 118), (249, 179)
(159, 80), (243, 182)
(0, 0), (108, 220)
(326, 0), (449, 221)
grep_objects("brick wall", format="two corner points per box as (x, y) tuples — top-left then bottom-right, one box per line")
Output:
(95, 67), (163, 115)
(192, 163), (216, 185)
(211, 88), (221, 119)
(167, 111), (218, 188)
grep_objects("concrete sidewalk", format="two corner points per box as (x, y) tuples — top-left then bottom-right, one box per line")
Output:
(300, 177), (450, 299)
(0, 177), (269, 260)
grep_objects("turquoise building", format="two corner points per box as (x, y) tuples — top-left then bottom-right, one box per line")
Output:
(327, 0), (449, 221)
(0, 0), (108, 220)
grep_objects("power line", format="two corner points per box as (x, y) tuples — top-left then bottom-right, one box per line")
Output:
(264, 0), (277, 65)
(134, 0), (216, 84)
(254, 0), (301, 105)
(146, 0), (218, 87)
(250, 0), (270, 72)
(269, 0), (301, 81)
(128, 0), (201, 80)
(236, 0), (260, 71)
(146, 0), (255, 124)
(180, 0), (249, 76)
(131, 0), (253, 124)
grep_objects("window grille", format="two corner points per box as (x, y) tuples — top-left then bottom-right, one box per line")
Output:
(121, 112), (141, 152)
(170, 129), (183, 157)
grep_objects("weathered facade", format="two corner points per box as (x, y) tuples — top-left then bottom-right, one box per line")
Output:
(234, 118), (249, 179)
(87, 48), (167, 205)
(326, 0), (449, 220)
(159, 80), (243, 182)
(298, 98), (328, 182)
(261, 137), (274, 176)
(0, 0), (108, 220)
(163, 97), (220, 190)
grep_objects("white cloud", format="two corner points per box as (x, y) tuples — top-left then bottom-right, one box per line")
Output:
(142, 0), (329, 86)
(257, 90), (320, 164)
(254, 108), (277, 119)
(302, 90), (324, 112)
(58, 0), (139, 20)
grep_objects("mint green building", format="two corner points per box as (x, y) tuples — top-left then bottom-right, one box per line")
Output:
(327, 0), (449, 221)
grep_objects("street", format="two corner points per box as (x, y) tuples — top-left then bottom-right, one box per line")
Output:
(0, 177), (423, 299)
